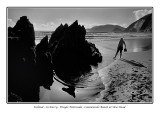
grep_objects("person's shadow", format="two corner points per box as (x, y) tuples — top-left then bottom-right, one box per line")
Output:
(120, 58), (146, 67)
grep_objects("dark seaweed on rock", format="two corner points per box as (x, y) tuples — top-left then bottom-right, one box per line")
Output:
(49, 20), (102, 84)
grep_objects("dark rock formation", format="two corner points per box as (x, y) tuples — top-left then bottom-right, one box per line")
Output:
(8, 16), (54, 102)
(49, 20), (102, 84)
(8, 16), (35, 47)
(8, 37), (37, 102)
(86, 24), (125, 33)
(8, 17), (102, 101)
(35, 35), (54, 90)
(125, 13), (152, 32)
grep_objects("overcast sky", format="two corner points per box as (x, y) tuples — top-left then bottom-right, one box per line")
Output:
(8, 7), (152, 31)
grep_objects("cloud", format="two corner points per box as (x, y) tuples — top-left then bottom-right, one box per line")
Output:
(133, 9), (152, 20)
(33, 22), (56, 31)
(7, 19), (56, 31)
(8, 19), (16, 27)
(8, 19), (56, 31)
(83, 24), (97, 29)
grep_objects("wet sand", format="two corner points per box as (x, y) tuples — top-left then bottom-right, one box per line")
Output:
(40, 71), (105, 102)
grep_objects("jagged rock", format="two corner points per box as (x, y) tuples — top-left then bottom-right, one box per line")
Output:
(35, 35), (54, 90)
(8, 16), (54, 102)
(49, 20), (102, 84)
(8, 16), (37, 102)
(49, 24), (68, 54)
(36, 35), (49, 53)
(8, 16), (35, 47)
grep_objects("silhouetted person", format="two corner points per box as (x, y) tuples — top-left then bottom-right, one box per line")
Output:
(113, 38), (127, 59)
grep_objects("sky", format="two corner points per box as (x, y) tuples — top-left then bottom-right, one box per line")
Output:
(7, 7), (152, 31)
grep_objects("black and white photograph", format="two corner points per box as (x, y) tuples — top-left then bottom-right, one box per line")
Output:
(7, 7), (153, 103)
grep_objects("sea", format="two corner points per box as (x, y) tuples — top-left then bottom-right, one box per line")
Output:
(35, 31), (152, 53)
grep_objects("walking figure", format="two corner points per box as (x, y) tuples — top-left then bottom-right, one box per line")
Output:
(113, 38), (127, 59)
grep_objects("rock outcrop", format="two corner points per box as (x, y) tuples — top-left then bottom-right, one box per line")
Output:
(8, 17), (102, 102)
(8, 37), (37, 102)
(49, 20), (102, 84)
(8, 16), (35, 47)
(8, 16), (54, 102)
(125, 13), (152, 32)
(35, 35), (54, 90)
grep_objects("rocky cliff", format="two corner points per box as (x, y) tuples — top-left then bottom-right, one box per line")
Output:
(125, 13), (152, 32)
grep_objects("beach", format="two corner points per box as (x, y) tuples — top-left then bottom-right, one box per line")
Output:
(90, 36), (152, 102)
(39, 35), (152, 102)
(95, 48), (152, 102)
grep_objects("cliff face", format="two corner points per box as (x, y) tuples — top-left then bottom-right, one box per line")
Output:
(125, 13), (152, 32)
(87, 25), (125, 32)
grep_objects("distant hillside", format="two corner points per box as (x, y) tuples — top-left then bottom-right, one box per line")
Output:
(87, 24), (125, 32)
(125, 13), (152, 32)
